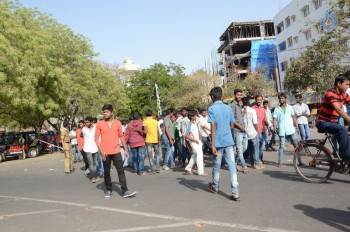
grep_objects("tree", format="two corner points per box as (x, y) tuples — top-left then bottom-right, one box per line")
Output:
(223, 73), (276, 99)
(126, 63), (186, 116)
(175, 69), (221, 109)
(0, 0), (130, 130)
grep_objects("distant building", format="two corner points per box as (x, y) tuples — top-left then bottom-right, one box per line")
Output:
(217, 20), (278, 88)
(273, 0), (331, 90)
(118, 58), (141, 83)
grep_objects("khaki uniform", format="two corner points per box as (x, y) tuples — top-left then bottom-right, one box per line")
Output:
(61, 127), (73, 173)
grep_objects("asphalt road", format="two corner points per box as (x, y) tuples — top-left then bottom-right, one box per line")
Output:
(0, 128), (349, 232)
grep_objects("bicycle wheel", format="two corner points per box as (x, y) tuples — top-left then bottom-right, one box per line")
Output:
(293, 143), (333, 183)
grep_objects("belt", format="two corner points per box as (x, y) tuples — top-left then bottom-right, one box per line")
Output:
(65, 142), (71, 144)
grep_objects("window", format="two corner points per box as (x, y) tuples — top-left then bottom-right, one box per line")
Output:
(278, 41), (287, 52)
(280, 61), (289, 72)
(287, 36), (293, 47)
(293, 36), (299, 44)
(276, 22), (284, 34)
(291, 15), (296, 22)
(301, 5), (310, 17)
(313, 0), (322, 10)
(285, 16), (291, 28)
(304, 29), (312, 40)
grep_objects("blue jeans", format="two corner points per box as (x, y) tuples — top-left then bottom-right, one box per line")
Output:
(316, 121), (350, 158)
(211, 146), (239, 197)
(96, 153), (104, 176)
(234, 130), (248, 168)
(258, 133), (265, 161)
(248, 135), (260, 165)
(86, 152), (98, 177)
(72, 144), (80, 162)
(278, 133), (300, 164)
(146, 143), (160, 172)
(131, 146), (146, 174)
(263, 126), (275, 149)
(298, 124), (310, 141)
(162, 139), (175, 167)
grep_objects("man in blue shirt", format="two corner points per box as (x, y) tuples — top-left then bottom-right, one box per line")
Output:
(207, 87), (240, 201)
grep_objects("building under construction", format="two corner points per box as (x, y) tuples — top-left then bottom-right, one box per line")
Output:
(217, 20), (278, 85)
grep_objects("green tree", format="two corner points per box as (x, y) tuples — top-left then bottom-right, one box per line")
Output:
(223, 73), (276, 98)
(127, 63), (185, 116)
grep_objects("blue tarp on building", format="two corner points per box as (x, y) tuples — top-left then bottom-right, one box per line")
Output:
(250, 40), (278, 81)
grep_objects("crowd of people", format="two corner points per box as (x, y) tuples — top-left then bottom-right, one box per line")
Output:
(56, 73), (350, 201)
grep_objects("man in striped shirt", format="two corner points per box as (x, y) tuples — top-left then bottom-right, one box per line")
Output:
(316, 75), (350, 160)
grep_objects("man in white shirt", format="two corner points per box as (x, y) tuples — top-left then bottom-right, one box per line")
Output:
(69, 125), (80, 163)
(199, 108), (211, 154)
(82, 116), (99, 183)
(293, 94), (310, 141)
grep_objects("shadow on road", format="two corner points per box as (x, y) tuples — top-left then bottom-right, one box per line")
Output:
(96, 182), (123, 196)
(262, 170), (319, 183)
(294, 204), (350, 231)
(176, 177), (231, 200)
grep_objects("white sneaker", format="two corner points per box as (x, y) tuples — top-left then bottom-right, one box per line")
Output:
(84, 169), (91, 176)
(162, 166), (169, 171)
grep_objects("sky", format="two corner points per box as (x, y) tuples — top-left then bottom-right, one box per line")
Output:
(19, 0), (291, 74)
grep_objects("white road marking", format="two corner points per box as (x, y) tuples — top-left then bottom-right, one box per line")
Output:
(0, 195), (299, 232)
(95, 222), (196, 232)
(0, 209), (63, 220)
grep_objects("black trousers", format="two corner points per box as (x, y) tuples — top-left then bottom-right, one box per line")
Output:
(103, 154), (128, 193)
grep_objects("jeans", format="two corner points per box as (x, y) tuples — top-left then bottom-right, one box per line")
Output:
(80, 149), (89, 170)
(211, 146), (239, 197)
(278, 133), (301, 164)
(258, 133), (265, 161)
(72, 144), (80, 162)
(86, 152), (98, 177)
(131, 146), (146, 174)
(298, 124), (310, 141)
(146, 143), (160, 172)
(316, 121), (350, 158)
(233, 130), (248, 168)
(248, 135), (260, 165)
(97, 153), (104, 176)
(162, 139), (175, 167)
(103, 154), (128, 193)
(263, 127), (275, 149)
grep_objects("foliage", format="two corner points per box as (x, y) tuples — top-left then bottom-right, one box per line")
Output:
(175, 69), (221, 109)
(223, 73), (276, 99)
(0, 0), (129, 130)
(126, 63), (185, 117)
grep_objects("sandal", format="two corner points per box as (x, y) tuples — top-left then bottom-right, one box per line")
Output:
(276, 163), (284, 168)
(242, 168), (250, 174)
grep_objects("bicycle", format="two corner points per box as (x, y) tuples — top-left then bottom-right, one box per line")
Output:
(292, 132), (350, 183)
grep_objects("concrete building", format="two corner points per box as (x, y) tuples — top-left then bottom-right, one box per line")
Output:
(217, 20), (277, 86)
(273, 0), (331, 90)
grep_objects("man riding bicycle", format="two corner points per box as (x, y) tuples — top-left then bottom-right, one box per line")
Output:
(316, 74), (350, 161)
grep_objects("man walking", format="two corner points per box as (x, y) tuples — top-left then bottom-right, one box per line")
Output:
(231, 89), (249, 173)
(293, 94), (311, 141)
(94, 104), (136, 199)
(143, 110), (161, 174)
(252, 95), (269, 164)
(83, 116), (99, 183)
(162, 108), (176, 170)
(273, 92), (301, 167)
(207, 87), (240, 201)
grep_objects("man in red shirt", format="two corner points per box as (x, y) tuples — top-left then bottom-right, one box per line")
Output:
(252, 94), (269, 164)
(316, 75), (350, 160)
(95, 104), (137, 199)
